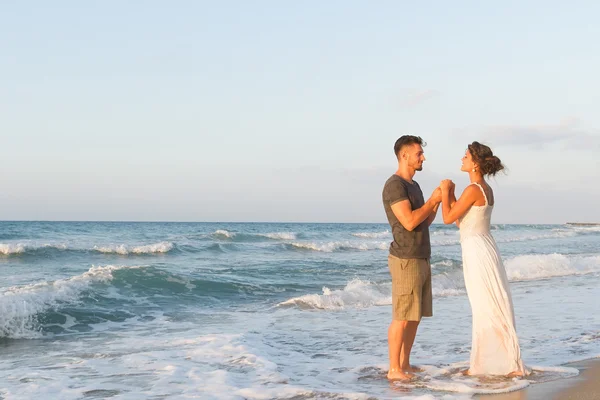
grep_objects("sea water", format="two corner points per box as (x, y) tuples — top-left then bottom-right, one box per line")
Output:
(0, 221), (598, 399)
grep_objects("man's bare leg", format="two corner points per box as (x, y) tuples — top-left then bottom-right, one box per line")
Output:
(387, 320), (414, 380)
(399, 321), (421, 372)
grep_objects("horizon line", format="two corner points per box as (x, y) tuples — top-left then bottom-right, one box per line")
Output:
(0, 219), (577, 225)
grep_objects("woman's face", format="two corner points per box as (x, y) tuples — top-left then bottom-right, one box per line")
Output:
(461, 149), (476, 172)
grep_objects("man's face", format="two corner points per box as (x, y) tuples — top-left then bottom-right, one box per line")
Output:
(403, 144), (426, 171)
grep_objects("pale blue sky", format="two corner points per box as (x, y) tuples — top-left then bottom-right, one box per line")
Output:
(1, 1), (599, 223)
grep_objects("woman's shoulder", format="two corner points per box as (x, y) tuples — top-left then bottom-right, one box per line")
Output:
(469, 182), (494, 206)
(462, 184), (481, 196)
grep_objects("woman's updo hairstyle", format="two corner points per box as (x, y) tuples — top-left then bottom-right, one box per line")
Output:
(468, 141), (505, 177)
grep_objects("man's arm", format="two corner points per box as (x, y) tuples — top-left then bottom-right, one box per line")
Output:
(426, 202), (440, 226)
(391, 191), (440, 231)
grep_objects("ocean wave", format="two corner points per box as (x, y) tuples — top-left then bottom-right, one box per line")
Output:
(430, 229), (580, 247)
(213, 229), (236, 239)
(0, 265), (145, 339)
(505, 254), (600, 281)
(277, 279), (390, 310)
(433, 272), (467, 297)
(202, 243), (242, 253)
(500, 230), (577, 242)
(0, 243), (68, 255)
(0, 265), (271, 338)
(285, 241), (389, 252)
(351, 231), (390, 239)
(432, 230), (459, 237)
(93, 241), (174, 255)
(212, 230), (297, 241)
(277, 253), (600, 311)
(431, 237), (461, 246)
(111, 268), (261, 298)
(260, 232), (297, 240)
(431, 259), (455, 268)
(278, 276), (466, 310)
(174, 242), (242, 253)
(568, 225), (600, 233)
(431, 229), (585, 247)
(0, 242), (175, 256)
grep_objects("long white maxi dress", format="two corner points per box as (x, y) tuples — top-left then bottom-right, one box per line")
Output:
(459, 183), (526, 376)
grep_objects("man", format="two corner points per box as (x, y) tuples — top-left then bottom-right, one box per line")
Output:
(382, 135), (441, 381)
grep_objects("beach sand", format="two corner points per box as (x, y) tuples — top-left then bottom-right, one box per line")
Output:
(477, 358), (600, 400)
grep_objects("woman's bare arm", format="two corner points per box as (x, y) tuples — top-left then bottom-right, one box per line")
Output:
(441, 184), (479, 224)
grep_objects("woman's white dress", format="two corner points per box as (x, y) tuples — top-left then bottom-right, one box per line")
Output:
(459, 183), (526, 375)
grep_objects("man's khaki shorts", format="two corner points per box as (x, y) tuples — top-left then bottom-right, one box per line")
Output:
(388, 255), (432, 321)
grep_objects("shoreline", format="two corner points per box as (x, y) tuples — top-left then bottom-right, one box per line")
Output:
(476, 357), (600, 400)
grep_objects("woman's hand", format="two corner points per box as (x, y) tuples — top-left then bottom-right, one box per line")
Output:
(440, 179), (454, 192)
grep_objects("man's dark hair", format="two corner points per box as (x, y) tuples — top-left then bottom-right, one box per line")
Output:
(394, 135), (426, 158)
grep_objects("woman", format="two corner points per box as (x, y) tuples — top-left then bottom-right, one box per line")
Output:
(440, 142), (527, 377)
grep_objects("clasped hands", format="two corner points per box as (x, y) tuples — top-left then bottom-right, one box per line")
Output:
(431, 179), (455, 204)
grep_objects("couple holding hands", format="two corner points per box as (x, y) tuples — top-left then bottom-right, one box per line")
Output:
(382, 135), (528, 381)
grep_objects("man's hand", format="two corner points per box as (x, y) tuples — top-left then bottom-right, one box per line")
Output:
(431, 187), (442, 204)
(440, 179), (454, 193)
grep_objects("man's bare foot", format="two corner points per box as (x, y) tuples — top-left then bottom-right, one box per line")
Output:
(387, 368), (415, 381)
(401, 365), (423, 373)
(460, 368), (471, 376)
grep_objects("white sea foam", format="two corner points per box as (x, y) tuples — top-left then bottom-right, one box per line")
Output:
(351, 230), (390, 238)
(498, 230), (577, 243)
(392, 364), (579, 395)
(0, 243), (27, 254)
(278, 276), (466, 310)
(114, 332), (305, 400)
(278, 279), (390, 309)
(282, 226), (592, 252)
(0, 265), (144, 338)
(260, 232), (297, 240)
(278, 253), (600, 312)
(214, 229), (235, 238)
(432, 230), (460, 236)
(396, 376), (530, 395)
(432, 260), (455, 268)
(430, 227), (586, 247)
(431, 238), (462, 246)
(288, 241), (389, 252)
(433, 273), (467, 296)
(93, 241), (174, 255)
(0, 241), (173, 255)
(0, 380), (85, 400)
(0, 242), (68, 255)
(505, 254), (600, 281)
(568, 225), (600, 233)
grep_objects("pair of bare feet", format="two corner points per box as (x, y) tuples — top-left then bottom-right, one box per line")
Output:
(386, 365), (422, 381)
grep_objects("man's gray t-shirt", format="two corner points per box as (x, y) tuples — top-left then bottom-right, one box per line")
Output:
(382, 175), (431, 259)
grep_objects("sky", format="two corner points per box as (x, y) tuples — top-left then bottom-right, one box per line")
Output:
(1, 1), (599, 223)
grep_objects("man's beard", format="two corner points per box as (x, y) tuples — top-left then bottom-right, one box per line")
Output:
(415, 164), (423, 171)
